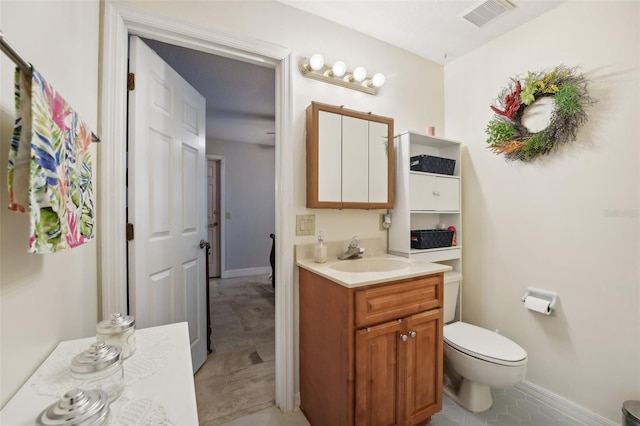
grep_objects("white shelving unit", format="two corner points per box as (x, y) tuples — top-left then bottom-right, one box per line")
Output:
(389, 130), (463, 320)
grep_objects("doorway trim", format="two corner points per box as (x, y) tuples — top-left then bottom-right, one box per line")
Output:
(99, 1), (295, 411)
(207, 155), (225, 278)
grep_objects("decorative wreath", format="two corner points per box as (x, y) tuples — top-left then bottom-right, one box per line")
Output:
(486, 65), (596, 162)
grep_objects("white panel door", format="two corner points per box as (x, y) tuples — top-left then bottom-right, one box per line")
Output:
(128, 36), (208, 373)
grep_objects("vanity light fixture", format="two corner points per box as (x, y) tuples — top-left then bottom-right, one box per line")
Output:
(299, 54), (385, 95)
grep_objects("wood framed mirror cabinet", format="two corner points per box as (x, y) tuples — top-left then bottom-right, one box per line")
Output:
(306, 101), (394, 209)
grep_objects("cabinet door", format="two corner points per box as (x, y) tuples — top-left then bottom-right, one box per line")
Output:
(342, 115), (369, 203)
(409, 173), (459, 212)
(369, 121), (390, 203)
(409, 173), (437, 211)
(317, 110), (343, 203)
(401, 309), (443, 425)
(435, 176), (460, 211)
(355, 320), (402, 426)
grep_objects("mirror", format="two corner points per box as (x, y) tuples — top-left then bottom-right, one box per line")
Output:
(306, 102), (394, 209)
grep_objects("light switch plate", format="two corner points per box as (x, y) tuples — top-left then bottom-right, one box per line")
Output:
(296, 215), (315, 236)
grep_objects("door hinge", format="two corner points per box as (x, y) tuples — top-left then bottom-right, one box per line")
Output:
(127, 73), (135, 91)
(126, 223), (134, 241)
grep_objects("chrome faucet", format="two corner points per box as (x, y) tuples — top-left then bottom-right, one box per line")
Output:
(338, 236), (364, 260)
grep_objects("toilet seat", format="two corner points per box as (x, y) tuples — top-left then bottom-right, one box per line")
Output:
(444, 322), (527, 367)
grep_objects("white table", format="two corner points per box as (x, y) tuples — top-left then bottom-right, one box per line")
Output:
(0, 322), (199, 425)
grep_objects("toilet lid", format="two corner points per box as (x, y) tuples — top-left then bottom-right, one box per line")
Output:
(444, 322), (527, 366)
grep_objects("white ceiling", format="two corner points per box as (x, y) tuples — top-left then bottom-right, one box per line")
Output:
(143, 1), (563, 145)
(280, 0), (564, 65)
(144, 38), (276, 146)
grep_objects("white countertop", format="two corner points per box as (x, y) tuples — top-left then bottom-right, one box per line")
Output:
(0, 322), (198, 426)
(296, 253), (452, 288)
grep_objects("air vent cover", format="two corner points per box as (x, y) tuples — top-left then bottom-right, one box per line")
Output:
(462, 0), (515, 28)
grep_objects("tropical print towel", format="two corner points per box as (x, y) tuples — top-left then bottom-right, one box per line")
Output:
(7, 67), (95, 253)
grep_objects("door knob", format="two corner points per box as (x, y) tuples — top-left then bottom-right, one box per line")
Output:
(199, 240), (210, 249)
(409, 331), (417, 339)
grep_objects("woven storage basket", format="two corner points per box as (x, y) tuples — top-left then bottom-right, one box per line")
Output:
(410, 229), (454, 249)
(409, 155), (456, 175)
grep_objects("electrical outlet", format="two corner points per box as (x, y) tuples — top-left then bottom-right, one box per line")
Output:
(296, 214), (315, 236)
(380, 213), (391, 230)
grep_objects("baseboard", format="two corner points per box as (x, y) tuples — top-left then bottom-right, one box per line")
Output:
(222, 266), (271, 279)
(515, 381), (618, 426)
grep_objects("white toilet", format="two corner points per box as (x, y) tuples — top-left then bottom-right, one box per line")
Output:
(443, 280), (527, 412)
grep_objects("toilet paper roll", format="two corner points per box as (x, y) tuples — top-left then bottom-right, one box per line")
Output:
(524, 295), (552, 315)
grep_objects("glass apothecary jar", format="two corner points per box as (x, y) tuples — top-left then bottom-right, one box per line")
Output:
(96, 312), (136, 358)
(36, 388), (110, 426)
(71, 342), (124, 402)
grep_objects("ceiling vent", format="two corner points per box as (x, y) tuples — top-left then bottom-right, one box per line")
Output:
(462, 0), (516, 28)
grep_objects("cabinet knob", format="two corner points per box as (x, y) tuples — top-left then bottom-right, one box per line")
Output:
(400, 334), (408, 342)
(433, 190), (440, 196)
(409, 331), (417, 339)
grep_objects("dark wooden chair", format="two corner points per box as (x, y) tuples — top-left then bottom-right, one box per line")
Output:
(270, 233), (275, 289)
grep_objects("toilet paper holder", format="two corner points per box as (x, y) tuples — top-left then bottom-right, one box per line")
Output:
(521, 287), (558, 315)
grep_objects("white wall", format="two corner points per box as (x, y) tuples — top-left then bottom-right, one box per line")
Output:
(0, 1), (100, 408)
(208, 139), (275, 272)
(444, 1), (639, 422)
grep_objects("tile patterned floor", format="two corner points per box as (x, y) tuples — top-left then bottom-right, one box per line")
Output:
(224, 389), (586, 426)
(431, 388), (586, 426)
(194, 275), (276, 426)
(195, 275), (586, 426)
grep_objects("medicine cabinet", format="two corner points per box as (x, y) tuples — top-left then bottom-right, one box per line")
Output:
(306, 102), (394, 209)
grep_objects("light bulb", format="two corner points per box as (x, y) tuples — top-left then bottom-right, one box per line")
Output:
(352, 66), (367, 82)
(309, 54), (324, 71)
(331, 61), (346, 77)
(371, 73), (385, 88)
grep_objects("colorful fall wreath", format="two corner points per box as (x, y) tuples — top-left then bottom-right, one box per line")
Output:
(486, 65), (596, 162)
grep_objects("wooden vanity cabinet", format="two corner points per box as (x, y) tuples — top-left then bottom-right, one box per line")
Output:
(299, 269), (443, 426)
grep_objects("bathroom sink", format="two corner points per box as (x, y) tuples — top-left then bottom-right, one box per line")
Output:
(330, 258), (410, 273)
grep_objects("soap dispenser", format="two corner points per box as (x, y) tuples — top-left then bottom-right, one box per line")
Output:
(314, 232), (327, 263)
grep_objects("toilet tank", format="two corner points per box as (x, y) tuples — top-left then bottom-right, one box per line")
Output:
(444, 272), (461, 323)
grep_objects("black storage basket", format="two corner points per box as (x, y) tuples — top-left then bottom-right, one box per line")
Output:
(410, 229), (454, 250)
(410, 155), (456, 175)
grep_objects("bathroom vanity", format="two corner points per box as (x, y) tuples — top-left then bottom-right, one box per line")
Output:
(297, 254), (450, 426)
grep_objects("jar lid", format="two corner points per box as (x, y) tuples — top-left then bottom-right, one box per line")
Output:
(96, 313), (135, 334)
(36, 389), (110, 426)
(71, 342), (122, 374)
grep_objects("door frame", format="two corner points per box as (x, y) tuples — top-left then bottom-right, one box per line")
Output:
(207, 154), (225, 278)
(99, 1), (295, 411)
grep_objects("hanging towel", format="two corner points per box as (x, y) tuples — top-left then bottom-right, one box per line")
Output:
(7, 67), (95, 253)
